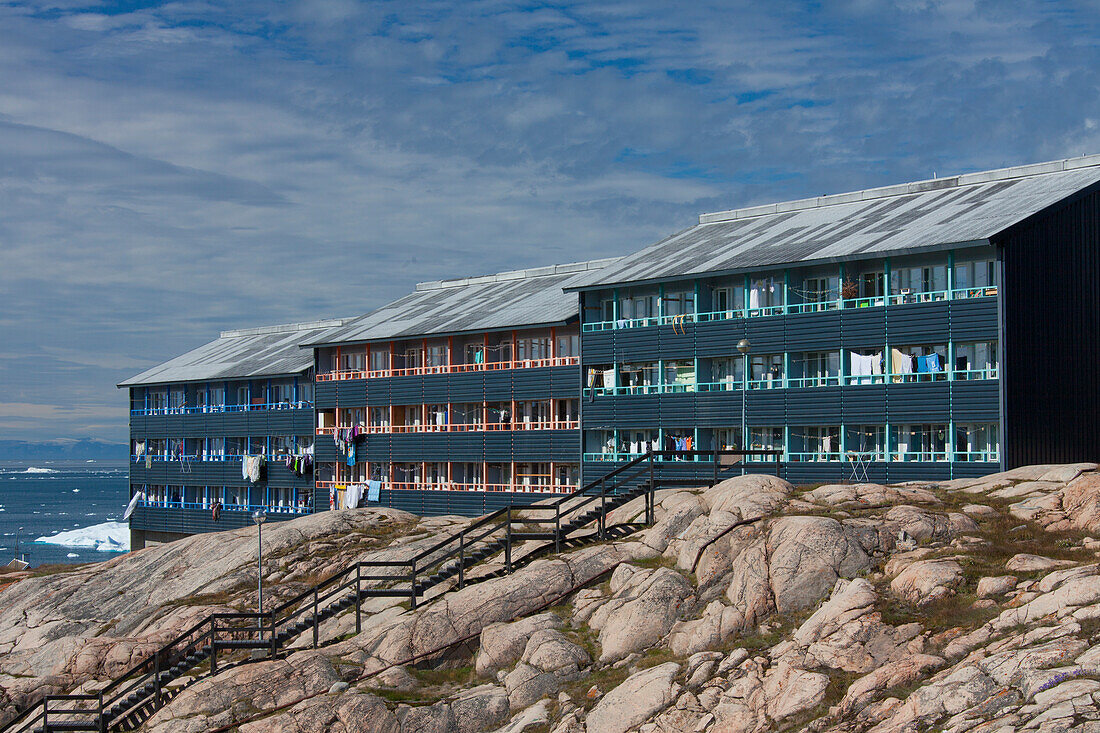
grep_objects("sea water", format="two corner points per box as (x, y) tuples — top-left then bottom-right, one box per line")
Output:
(0, 459), (130, 567)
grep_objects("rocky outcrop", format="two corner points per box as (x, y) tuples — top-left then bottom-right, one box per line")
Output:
(9, 463), (1100, 733)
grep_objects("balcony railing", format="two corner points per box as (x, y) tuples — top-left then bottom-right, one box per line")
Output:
(130, 401), (313, 416)
(316, 420), (579, 436)
(317, 356), (580, 382)
(584, 366), (997, 398)
(582, 286), (998, 332)
(139, 498), (310, 514)
(315, 480), (577, 494)
(583, 449), (998, 463)
(131, 453), (312, 464)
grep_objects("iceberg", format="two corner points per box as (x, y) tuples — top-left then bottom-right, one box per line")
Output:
(23, 467), (58, 474)
(35, 522), (129, 552)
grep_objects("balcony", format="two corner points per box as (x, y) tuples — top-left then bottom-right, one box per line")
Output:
(317, 356), (580, 382)
(316, 480), (576, 494)
(583, 449), (998, 464)
(139, 498), (311, 515)
(316, 419), (580, 436)
(583, 366), (998, 398)
(130, 401), (313, 417)
(582, 286), (998, 332)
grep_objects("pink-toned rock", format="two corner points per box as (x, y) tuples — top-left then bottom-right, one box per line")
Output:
(1062, 473), (1100, 533)
(976, 575), (1018, 598)
(890, 559), (964, 604)
(838, 654), (943, 713)
(1005, 554), (1076, 573)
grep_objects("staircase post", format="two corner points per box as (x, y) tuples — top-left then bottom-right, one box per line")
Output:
(599, 479), (606, 540)
(210, 618), (218, 675)
(270, 609), (278, 659)
(154, 652), (161, 708)
(410, 563), (417, 610)
(98, 691), (106, 733)
(458, 531), (465, 588)
(312, 589), (319, 649)
(554, 503), (560, 553)
(42, 697), (48, 731)
(505, 508), (512, 573)
(713, 448), (718, 485)
(355, 564), (362, 635)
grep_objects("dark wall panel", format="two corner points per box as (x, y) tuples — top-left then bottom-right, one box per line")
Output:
(949, 299), (999, 341)
(886, 383), (950, 422)
(787, 312), (839, 351)
(840, 309), (887, 349)
(888, 302), (950, 343)
(951, 381), (1000, 422)
(1002, 186), (1100, 466)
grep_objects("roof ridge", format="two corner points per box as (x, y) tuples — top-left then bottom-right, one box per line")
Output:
(219, 318), (353, 338)
(699, 153), (1100, 225)
(415, 257), (620, 291)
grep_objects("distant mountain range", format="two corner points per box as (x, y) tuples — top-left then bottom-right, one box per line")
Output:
(0, 439), (127, 460)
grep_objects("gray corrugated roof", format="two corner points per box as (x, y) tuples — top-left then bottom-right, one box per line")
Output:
(118, 319), (352, 387)
(307, 259), (619, 347)
(568, 155), (1100, 291)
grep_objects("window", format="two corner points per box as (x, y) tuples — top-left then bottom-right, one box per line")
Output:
(517, 336), (551, 361)
(516, 462), (551, 488)
(714, 427), (743, 450)
(662, 289), (695, 318)
(339, 348), (365, 372)
(297, 380), (313, 404)
(426, 342), (448, 367)
(846, 425), (885, 458)
(858, 271), (885, 300)
(226, 437), (247, 456)
(369, 345), (390, 371)
(619, 362), (660, 392)
(954, 259), (997, 294)
(209, 384), (225, 409)
(955, 341), (998, 378)
(369, 406), (390, 428)
(663, 361), (696, 391)
(555, 464), (579, 488)
(601, 296), (616, 322)
(955, 423), (999, 460)
(892, 424), (948, 461)
(207, 437), (225, 457)
(796, 426), (840, 460)
(747, 427), (784, 454)
(619, 291), (658, 321)
(712, 284), (744, 314)
(800, 275), (839, 306)
(555, 399), (579, 422)
(793, 351), (839, 386)
(710, 357), (744, 388)
(749, 277), (781, 310)
(555, 332), (579, 358)
(749, 354), (784, 387)
(891, 264), (948, 299)
(270, 379), (294, 406)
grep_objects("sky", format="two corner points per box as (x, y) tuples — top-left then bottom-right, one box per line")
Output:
(1, 0), (1099, 444)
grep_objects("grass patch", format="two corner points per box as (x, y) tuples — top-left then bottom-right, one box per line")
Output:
(635, 646), (677, 670)
(410, 664), (476, 688)
(632, 555), (678, 570)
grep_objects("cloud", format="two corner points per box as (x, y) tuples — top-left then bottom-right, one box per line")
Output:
(1, 0), (1099, 441)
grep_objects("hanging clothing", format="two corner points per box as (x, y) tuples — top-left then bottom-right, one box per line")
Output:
(346, 443), (356, 466)
(749, 286), (761, 310)
(329, 485), (336, 510)
(870, 352), (883, 375)
(891, 348), (912, 378)
(367, 480), (381, 502)
(922, 353), (942, 373)
(135, 441), (146, 457)
(145, 453), (152, 469)
(344, 483), (364, 509)
(602, 368), (616, 389)
(123, 491), (144, 521)
(243, 455), (263, 483)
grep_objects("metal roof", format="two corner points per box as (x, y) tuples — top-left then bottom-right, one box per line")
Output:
(307, 259), (619, 347)
(118, 319), (352, 387)
(568, 155), (1100, 291)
